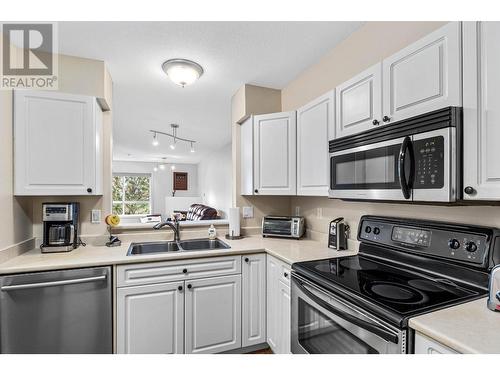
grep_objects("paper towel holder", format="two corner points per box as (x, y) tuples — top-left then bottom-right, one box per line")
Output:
(225, 231), (244, 240)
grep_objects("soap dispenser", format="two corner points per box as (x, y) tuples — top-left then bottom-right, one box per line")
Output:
(208, 224), (217, 240)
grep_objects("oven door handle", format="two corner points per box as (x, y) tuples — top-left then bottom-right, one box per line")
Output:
(398, 136), (415, 200)
(298, 281), (399, 344)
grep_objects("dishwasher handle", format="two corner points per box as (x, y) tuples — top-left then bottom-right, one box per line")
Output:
(1, 275), (107, 291)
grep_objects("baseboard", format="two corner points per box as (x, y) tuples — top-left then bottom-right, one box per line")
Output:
(0, 237), (36, 264)
(221, 342), (270, 354)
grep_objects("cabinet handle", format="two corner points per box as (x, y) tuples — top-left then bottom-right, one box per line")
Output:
(178, 285), (183, 291)
(182, 268), (188, 274)
(284, 272), (289, 278)
(86, 188), (93, 193)
(382, 116), (391, 123)
(187, 284), (192, 289)
(464, 186), (476, 195)
(254, 189), (259, 194)
(244, 257), (249, 263)
(372, 119), (380, 125)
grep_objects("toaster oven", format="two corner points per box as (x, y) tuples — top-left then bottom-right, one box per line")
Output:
(262, 216), (305, 239)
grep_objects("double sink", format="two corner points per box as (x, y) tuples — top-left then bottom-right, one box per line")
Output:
(127, 238), (231, 256)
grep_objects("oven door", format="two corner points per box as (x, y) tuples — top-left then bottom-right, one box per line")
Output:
(329, 136), (413, 201)
(291, 274), (406, 354)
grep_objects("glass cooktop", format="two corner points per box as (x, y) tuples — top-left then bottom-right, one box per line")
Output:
(293, 255), (483, 316)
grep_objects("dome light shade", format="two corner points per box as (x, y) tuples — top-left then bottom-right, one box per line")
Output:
(162, 59), (204, 87)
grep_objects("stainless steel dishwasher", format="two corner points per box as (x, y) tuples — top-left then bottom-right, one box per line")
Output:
(0, 266), (112, 354)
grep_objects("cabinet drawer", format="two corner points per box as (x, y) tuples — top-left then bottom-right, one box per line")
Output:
(414, 332), (458, 354)
(117, 256), (241, 287)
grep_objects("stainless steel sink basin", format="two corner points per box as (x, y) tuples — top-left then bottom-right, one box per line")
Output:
(127, 241), (181, 255)
(127, 238), (230, 256)
(178, 238), (231, 251)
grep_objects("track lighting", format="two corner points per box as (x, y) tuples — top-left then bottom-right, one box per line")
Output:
(190, 142), (195, 153)
(152, 132), (159, 146)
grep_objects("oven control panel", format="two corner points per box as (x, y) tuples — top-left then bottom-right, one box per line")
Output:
(359, 219), (489, 265)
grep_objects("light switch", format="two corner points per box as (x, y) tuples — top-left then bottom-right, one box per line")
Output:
(242, 206), (254, 219)
(91, 209), (101, 224)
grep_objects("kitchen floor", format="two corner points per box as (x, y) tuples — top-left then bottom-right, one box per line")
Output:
(249, 348), (274, 354)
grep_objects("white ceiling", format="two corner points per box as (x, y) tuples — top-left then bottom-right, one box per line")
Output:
(58, 22), (363, 164)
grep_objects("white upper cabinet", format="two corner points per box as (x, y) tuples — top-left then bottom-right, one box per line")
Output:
(336, 63), (382, 138)
(14, 90), (103, 196)
(463, 22), (500, 200)
(382, 22), (462, 124)
(297, 90), (335, 196)
(240, 115), (254, 196)
(253, 111), (297, 195)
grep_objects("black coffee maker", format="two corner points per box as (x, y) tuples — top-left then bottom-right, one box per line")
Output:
(41, 203), (80, 253)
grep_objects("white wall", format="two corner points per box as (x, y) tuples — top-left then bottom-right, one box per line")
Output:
(113, 160), (198, 217)
(198, 142), (232, 218)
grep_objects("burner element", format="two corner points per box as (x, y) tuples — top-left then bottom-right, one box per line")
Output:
(365, 281), (429, 305)
(408, 279), (447, 293)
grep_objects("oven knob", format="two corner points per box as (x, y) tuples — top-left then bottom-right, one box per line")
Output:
(465, 242), (478, 253)
(448, 239), (460, 250)
(365, 226), (372, 234)
(373, 227), (380, 235)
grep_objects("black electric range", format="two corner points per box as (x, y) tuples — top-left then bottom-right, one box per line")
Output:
(291, 216), (500, 354)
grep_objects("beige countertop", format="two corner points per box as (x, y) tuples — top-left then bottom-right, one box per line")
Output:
(0, 236), (358, 275)
(409, 297), (500, 354)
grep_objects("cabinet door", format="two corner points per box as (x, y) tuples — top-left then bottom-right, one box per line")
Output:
(242, 254), (266, 347)
(463, 22), (500, 200)
(336, 63), (382, 138)
(266, 255), (280, 352)
(116, 281), (184, 354)
(240, 116), (254, 195)
(185, 274), (241, 354)
(14, 90), (102, 195)
(253, 111), (297, 195)
(278, 280), (291, 354)
(297, 90), (335, 196)
(382, 22), (461, 124)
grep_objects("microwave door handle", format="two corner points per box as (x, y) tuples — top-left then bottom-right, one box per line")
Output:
(298, 281), (399, 344)
(398, 136), (415, 200)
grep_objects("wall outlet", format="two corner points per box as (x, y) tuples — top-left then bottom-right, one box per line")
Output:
(91, 209), (101, 224)
(317, 207), (323, 218)
(242, 206), (254, 219)
(295, 206), (301, 216)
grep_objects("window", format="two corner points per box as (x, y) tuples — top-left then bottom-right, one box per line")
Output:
(112, 174), (152, 215)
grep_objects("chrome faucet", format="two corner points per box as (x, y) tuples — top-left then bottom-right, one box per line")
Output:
(153, 219), (180, 242)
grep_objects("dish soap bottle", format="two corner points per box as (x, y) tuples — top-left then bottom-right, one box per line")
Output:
(208, 224), (217, 240)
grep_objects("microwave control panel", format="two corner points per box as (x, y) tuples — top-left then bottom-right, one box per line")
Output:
(413, 136), (444, 189)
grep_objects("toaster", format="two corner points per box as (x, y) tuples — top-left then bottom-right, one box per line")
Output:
(488, 265), (500, 312)
(262, 216), (305, 239)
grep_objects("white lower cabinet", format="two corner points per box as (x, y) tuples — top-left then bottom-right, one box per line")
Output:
(116, 281), (184, 354)
(266, 255), (291, 354)
(414, 332), (458, 354)
(242, 254), (267, 347)
(185, 274), (242, 354)
(116, 254), (265, 354)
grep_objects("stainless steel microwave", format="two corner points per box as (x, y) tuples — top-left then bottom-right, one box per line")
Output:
(329, 107), (461, 202)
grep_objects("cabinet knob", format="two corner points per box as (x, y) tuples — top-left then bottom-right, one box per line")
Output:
(244, 257), (249, 263)
(284, 272), (288, 278)
(86, 188), (92, 193)
(182, 268), (188, 274)
(187, 284), (192, 289)
(178, 285), (183, 291)
(254, 189), (259, 194)
(382, 116), (391, 123)
(372, 119), (380, 125)
(464, 186), (476, 195)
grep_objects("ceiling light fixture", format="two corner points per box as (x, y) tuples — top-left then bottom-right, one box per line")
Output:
(152, 132), (159, 146)
(153, 166), (158, 172)
(190, 142), (195, 153)
(162, 58), (204, 88)
(159, 164), (165, 170)
(171, 165), (176, 171)
(148, 124), (196, 153)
